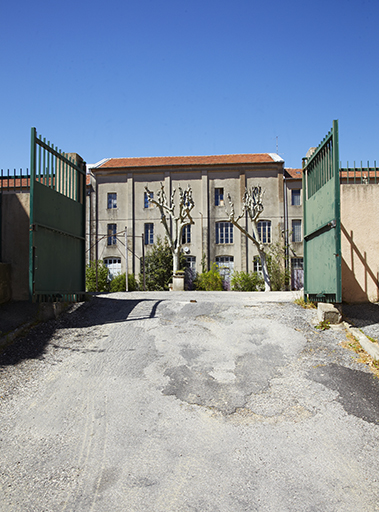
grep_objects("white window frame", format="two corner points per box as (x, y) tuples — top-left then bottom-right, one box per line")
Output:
(104, 258), (122, 279)
(253, 256), (262, 274)
(257, 220), (271, 244)
(215, 222), (233, 244)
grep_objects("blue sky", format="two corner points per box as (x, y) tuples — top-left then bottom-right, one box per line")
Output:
(1, 0), (378, 170)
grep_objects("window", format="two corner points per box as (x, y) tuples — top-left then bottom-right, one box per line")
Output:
(257, 220), (271, 244)
(144, 223), (154, 245)
(215, 222), (233, 244)
(107, 193), (117, 209)
(291, 258), (303, 269)
(144, 191), (153, 208)
(292, 220), (302, 242)
(253, 256), (262, 274)
(107, 224), (117, 245)
(216, 256), (234, 290)
(182, 224), (191, 244)
(104, 258), (121, 278)
(291, 189), (301, 206)
(216, 256), (234, 275)
(185, 256), (196, 270)
(215, 188), (224, 206)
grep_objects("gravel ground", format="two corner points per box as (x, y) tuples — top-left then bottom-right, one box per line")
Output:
(0, 292), (378, 512)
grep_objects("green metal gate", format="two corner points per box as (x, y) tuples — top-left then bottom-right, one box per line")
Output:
(29, 128), (86, 302)
(303, 120), (342, 303)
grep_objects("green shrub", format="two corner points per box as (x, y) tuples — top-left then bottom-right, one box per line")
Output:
(128, 273), (139, 291)
(109, 273), (139, 292)
(141, 236), (186, 291)
(267, 242), (290, 291)
(195, 263), (224, 291)
(110, 273), (126, 292)
(86, 260), (109, 292)
(231, 271), (265, 291)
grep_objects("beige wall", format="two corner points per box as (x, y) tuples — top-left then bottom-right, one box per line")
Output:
(1, 193), (30, 300)
(93, 162), (292, 280)
(341, 184), (379, 302)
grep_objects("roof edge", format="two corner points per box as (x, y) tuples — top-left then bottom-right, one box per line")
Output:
(268, 153), (284, 163)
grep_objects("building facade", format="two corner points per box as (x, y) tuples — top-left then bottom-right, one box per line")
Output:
(87, 153), (303, 289)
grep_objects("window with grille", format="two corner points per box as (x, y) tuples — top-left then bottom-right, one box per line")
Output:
(104, 258), (121, 278)
(215, 222), (233, 244)
(291, 189), (301, 206)
(292, 220), (302, 242)
(144, 223), (154, 245)
(107, 193), (117, 209)
(107, 224), (117, 245)
(182, 224), (191, 244)
(257, 220), (271, 244)
(291, 257), (303, 269)
(215, 188), (224, 206)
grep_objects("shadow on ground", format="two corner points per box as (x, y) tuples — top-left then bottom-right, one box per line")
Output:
(0, 296), (163, 366)
(342, 302), (379, 328)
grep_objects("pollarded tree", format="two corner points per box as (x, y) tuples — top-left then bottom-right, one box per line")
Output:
(226, 186), (271, 291)
(144, 183), (195, 274)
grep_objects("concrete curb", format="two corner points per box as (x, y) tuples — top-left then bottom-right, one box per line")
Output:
(343, 321), (379, 361)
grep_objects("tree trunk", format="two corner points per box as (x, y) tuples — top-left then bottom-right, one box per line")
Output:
(259, 249), (271, 292)
(173, 250), (180, 274)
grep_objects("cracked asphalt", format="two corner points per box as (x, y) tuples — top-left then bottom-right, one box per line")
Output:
(1, 291), (379, 511)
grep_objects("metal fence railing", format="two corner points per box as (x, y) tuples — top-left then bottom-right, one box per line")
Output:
(340, 162), (378, 184)
(0, 169), (30, 192)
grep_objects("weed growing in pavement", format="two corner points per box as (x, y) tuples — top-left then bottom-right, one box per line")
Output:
(315, 320), (331, 331)
(294, 297), (317, 309)
(341, 331), (379, 378)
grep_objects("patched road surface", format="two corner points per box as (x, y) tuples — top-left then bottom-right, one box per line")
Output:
(1, 292), (379, 511)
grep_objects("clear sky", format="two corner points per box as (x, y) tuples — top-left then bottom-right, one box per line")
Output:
(1, 0), (378, 171)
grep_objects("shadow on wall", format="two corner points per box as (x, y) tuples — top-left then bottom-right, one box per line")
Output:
(341, 223), (379, 303)
(1, 193), (30, 301)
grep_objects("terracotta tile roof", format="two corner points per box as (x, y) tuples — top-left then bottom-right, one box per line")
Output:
(0, 177), (31, 189)
(339, 169), (379, 180)
(285, 168), (302, 179)
(97, 153), (281, 170)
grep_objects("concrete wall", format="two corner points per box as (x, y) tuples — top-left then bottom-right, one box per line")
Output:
(1, 193), (30, 300)
(341, 184), (379, 303)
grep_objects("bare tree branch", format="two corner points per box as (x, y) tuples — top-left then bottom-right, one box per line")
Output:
(226, 186), (271, 291)
(145, 183), (195, 274)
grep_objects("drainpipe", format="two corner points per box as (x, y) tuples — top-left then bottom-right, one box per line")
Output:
(283, 171), (289, 289)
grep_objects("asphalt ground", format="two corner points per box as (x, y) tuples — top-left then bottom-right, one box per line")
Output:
(0, 292), (379, 511)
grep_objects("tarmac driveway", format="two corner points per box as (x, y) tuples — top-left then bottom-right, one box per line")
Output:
(1, 291), (379, 511)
